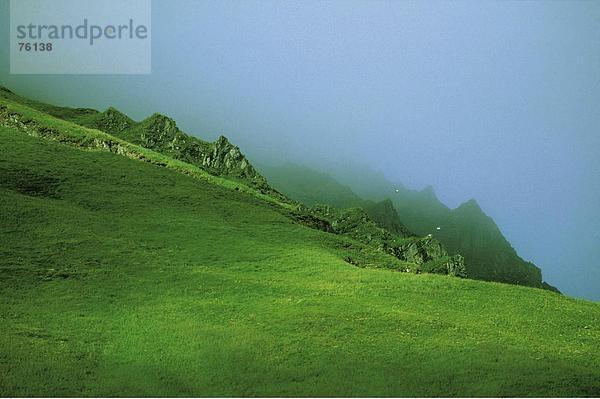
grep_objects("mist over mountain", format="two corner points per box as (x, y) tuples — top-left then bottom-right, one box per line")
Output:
(1, 0), (599, 394)
(257, 162), (364, 209)
(259, 162), (555, 290)
(1, 0), (598, 300)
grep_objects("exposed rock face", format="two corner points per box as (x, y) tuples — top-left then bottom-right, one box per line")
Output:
(394, 236), (445, 264)
(392, 237), (467, 277)
(133, 114), (208, 163)
(202, 136), (262, 182)
(445, 255), (467, 277)
(96, 112), (271, 190)
(301, 204), (467, 277)
(140, 114), (183, 147)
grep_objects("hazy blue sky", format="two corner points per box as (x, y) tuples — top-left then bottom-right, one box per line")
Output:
(1, 0), (599, 301)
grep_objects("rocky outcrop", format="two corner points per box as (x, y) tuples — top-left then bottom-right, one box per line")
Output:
(394, 236), (445, 264)
(300, 204), (467, 277)
(201, 135), (266, 186)
(139, 114), (188, 149)
(444, 255), (468, 277)
(97, 112), (271, 190)
(392, 237), (467, 276)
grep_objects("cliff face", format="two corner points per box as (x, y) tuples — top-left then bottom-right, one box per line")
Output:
(430, 199), (543, 287)
(202, 135), (260, 181)
(362, 178), (550, 289)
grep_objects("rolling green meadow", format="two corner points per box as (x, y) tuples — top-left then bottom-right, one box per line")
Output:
(0, 93), (599, 397)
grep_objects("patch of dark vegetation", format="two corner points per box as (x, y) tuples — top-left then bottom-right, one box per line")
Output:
(0, 166), (62, 198)
(288, 211), (333, 232)
(0, 265), (84, 285)
(39, 267), (82, 281)
(15, 327), (69, 343)
(0, 266), (38, 283)
(542, 281), (562, 294)
(344, 256), (360, 266)
(17, 329), (52, 340)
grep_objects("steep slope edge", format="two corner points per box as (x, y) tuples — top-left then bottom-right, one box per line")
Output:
(0, 88), (464, 278)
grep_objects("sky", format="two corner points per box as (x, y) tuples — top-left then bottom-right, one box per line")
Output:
(1, 0), (599, 301)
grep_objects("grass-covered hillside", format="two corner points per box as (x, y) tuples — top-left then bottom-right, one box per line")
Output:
(1, 93), (599, 396)
(0, 87), (466, 277)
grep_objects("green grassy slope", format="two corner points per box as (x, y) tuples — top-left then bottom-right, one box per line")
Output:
(1, 126), (600, 396)
(0, 86), (277, 195)
(0, 93), (292, 211)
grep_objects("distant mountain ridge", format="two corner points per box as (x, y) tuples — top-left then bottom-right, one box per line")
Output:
(260, 162), (559, 291)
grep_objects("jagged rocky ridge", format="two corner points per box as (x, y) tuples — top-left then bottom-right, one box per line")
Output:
(0, 86), (466, 279)
(81, 108), (273, 192)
